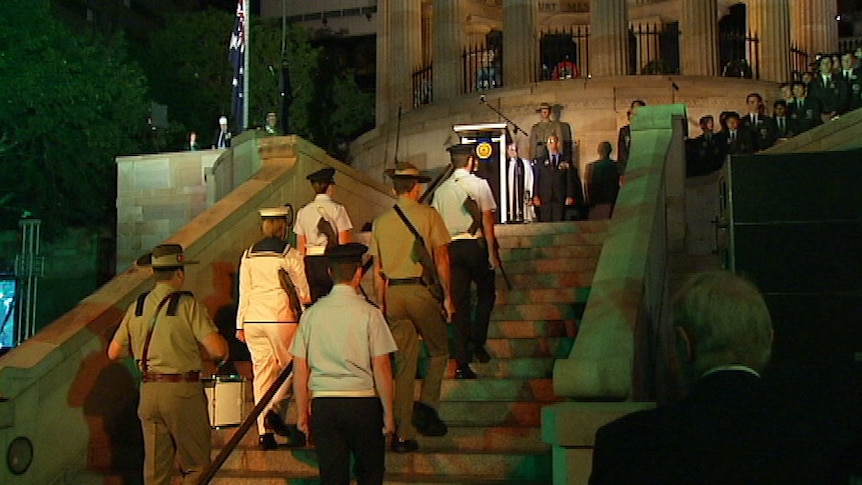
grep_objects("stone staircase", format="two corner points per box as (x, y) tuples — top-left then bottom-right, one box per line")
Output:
(208, 220), (609, 484)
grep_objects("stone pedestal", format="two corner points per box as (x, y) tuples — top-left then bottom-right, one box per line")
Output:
(749, 0), (791, 82)
(680, 0), (718, 76)
(589, 0), (629, 76)
(503, 0), (536, 86)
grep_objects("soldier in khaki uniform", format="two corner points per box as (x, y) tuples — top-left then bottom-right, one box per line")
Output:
(370, 162), (452, 453)
(108, 244), (228, 485)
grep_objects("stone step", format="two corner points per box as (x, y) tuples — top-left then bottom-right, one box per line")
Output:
(420, 336), (572, 360)
(499, 244), (603, 261)
(487, 320), (576, 339)
(491, 303), (584, 321)
(423, 378), (557, 402)
(444, 357), (554, 379)
(210, 470), (550, 484)
(216, 448), (551, 480)
(497, 256), (598, 275)
(214, 422), (545, 451)
(497, 231), (608, 249)
(497, 270), (594, 290)
(495, 287), (589, 305)
(495, 220), (610, 237)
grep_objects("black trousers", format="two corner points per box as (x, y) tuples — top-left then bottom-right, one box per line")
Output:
(304, 255), (333, 304)
(311, 397), (385, 485)
(449, 239), (496, 366)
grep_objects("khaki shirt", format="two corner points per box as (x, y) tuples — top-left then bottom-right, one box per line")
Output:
(370, 196), (451, 279)
(112, 282), (218, 374)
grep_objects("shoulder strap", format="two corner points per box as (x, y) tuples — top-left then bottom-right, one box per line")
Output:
(166, 291), (193, 316)
(393, 204), (425, 245)
(139, 291), (185, 374)
(134, 291), (151, 317)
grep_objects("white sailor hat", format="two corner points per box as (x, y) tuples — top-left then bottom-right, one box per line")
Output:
(259, 207), (289, 218)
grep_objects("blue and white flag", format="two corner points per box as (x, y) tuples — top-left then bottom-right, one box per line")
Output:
(229, 0), (245, 131)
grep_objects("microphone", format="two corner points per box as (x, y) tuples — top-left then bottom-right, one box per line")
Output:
(479, 95), (486, 104)
(671, 82), (680, 91)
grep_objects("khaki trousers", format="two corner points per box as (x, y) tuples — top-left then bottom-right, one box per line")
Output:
(139, 381), (210, 485)
(385, 284), (449, 440)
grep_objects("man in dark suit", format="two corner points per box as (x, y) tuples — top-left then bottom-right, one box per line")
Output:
(790, 82), (822, 134)
(742, 93), (776, 151)
(686, 115), (725, 177)
(716, 112), (756, 155)
(771, 100), (797, 139)
(212, 116), (232, 149)
(839, 51), (862, 112)
(533, 134), (583, 222)
(590, 271), (857, 485)
(808, 55), (849, 122)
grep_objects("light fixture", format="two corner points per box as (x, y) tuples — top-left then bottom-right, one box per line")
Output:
(6, 436), (33, 475)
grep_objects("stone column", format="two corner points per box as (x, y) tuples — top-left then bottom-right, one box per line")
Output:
(791, 0), (838, 59)
(589, 0), (629, 76)
(748, 0), (791, 82)
(503, 0), (537, 86)
(377, 0), (422, 124)
(375, 1), (390, 125)
(433, 0), (463, 102)
(680, 0), (718, 76)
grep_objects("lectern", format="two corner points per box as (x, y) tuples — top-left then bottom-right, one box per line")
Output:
(452, 123), (512, 223)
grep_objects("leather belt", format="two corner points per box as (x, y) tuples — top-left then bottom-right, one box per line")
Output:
(142, 371), (201, 383)
(388, 277), (424, 286)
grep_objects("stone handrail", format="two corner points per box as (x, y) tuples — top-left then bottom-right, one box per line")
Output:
(0, 136), (395, 484)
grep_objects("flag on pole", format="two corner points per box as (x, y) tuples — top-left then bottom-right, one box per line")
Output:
(229, 0), (246, 131)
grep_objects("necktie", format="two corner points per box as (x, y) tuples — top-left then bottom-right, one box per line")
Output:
(778, 118), (784, 133)
(731, 131), (736, 141)
(553, 155), (559, 167)
(218, 132), (224, 148)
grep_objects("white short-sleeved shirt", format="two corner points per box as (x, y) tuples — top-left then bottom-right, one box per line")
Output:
(431, 168), (497, 237)
(294, 194), (353, 254)
(290, 285), (397, 393)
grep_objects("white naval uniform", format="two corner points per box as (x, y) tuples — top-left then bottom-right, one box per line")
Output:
(236, 237), (309, 435)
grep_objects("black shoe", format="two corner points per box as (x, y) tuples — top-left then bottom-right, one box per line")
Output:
(258, 433), (278, 451)
(285, 425), (307, 447)
(390, 437), (419, 453)
(412, 401), (448, 437)
(264, 410), (293, 437)
(455, 364), (478, 380)
(473, 346), (491, 363)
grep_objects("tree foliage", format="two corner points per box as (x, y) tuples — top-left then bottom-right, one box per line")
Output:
(139, 10), (373, 155)
(0, 0), (149, 233)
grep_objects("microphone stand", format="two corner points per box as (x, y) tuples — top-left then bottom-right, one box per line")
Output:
(479, 96), (529, 137)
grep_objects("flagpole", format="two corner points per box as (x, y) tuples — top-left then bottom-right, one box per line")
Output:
(242, 0), (250, 131)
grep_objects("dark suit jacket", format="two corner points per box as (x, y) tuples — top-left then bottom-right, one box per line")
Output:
(685, 132), (725, 177)
(772, 115), (797, 139)
(742, 114), (776, 151)
(212, 129), (232, 148)
(617, 125), (632, 166)
(534, 153), (584, 206)
(808, 75), (849, 115)
(839, 68), (862, 111)
(590, 370), (855, 485)
(716, 128), (756, 155)
(789, 97), (823, 133)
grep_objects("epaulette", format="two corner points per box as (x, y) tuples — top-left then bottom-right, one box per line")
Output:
(134, 291), (194, 317)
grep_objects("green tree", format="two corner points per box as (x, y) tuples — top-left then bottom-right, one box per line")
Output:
(139, 10), (373, 156)
(0, 0), (150, 233)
